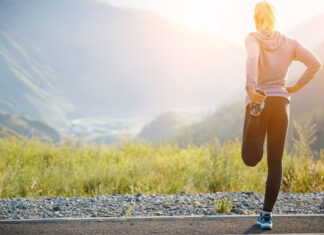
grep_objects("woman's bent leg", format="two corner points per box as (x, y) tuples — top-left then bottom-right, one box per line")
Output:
(241, 103), (269, 167)
(263, 98), (290, 212)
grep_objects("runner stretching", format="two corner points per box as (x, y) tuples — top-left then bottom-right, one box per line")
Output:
(241, 0), (321, 230)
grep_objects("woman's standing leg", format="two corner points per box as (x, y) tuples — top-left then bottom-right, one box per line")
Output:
(263, 97), (290, 212)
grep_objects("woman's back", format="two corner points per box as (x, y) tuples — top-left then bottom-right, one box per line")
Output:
(244, 29), (321, 106)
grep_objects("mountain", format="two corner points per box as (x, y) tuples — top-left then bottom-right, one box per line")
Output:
(0, 123), (23, 139)
(0, 18), (72, 128)
(0, 110), (60, 141)
(0, 0), (245, 123)
(136, 112), (187, 142)
(291, 61), (324, 116)
(287, 13), (324, 48)
(164, 101), (245, 147)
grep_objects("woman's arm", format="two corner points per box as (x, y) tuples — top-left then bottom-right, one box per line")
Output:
(245, 34), (266, 105)
(245, 33), (259, 90)
(285, 39), (322, 94)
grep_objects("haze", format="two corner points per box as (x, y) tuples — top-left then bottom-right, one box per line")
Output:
(106, 0), (324, 45)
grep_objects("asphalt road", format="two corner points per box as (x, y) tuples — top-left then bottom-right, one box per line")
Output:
(0, 215), (323, 234)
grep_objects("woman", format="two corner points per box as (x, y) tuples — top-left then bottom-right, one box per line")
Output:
(241, 0), (321, 230)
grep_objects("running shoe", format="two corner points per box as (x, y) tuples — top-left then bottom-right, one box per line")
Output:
(260, 214), (272, 230)
(256, 212), (263, 226)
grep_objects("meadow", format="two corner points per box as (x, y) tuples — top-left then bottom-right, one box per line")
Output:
(0, 136), (323, 199)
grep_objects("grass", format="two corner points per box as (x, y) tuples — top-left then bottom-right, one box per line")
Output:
(29, 197), (44, 203)
(0, 136), (323, 199)
(165, 199), (172, 206)
(125, 205), (133, 217)
(213, 195), (232, 214)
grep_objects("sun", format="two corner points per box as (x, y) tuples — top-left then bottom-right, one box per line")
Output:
(186, 10), (220, 34)
(178, 1), (230, 35)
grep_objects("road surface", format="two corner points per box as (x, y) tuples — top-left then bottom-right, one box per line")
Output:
(0, 215), (323, 234)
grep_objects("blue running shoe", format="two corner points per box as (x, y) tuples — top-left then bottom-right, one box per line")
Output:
(256, 213), (263, 226)
(260, 214), (272, 230)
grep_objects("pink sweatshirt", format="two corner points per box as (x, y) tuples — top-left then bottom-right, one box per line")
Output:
(244, 30), (322, 106)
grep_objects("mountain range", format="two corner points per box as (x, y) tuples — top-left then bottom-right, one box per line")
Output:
(0, 0), (245, 129)
(0, 0), (323, 142)
(0, 110), (60, 141)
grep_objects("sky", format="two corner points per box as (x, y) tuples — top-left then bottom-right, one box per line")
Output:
(105, 0), (324, 46)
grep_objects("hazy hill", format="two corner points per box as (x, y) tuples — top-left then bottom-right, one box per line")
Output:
(136, 112), (187, 142)
(0, 0), (244, 122)
(0, 21), (72, 128)
(0, 123), (22, 139)
(291, 63), (324, 116)
(163, 101), (245, 148)
(287, 13), (324, 48)
(0, 110), (60, 141)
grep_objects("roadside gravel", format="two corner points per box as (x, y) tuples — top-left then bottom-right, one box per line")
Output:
(0, 191), (323, 220)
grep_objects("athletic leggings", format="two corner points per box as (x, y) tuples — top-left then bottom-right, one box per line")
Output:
(241, 96), (290, 212)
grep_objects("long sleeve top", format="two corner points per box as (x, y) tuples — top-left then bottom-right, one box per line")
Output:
(244, 30), (322, 107)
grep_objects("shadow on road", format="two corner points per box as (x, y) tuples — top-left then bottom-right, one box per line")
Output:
(243, 224), (268, 234)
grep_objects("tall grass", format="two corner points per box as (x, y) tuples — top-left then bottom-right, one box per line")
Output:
(0, 136), (323, 199)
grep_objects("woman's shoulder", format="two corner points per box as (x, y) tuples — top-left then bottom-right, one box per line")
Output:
(244, 32), (258, 44)
(274, 31), (302, 53)
(246, 30), (299, 46)
(245, 31), (257, 39)
(280, 32), (296, 42)
(245, 30), (292, 39)
(276, 31), (301, 44)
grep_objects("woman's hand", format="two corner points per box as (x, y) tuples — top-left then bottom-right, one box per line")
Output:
(283, 84), (300, 94)
(246, 87), (266, 108)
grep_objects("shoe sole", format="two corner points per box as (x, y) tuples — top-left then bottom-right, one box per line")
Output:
(261, 223), (272, 230)
(257, 220), (272, 229)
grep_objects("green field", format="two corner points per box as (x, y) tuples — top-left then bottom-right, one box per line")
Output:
(0, 136), (323, 199)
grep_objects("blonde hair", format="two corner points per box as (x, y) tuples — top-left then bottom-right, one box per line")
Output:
(254, 0), (278, 31)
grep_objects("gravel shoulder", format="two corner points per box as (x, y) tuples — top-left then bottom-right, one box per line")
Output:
(0, 191), (323, 220)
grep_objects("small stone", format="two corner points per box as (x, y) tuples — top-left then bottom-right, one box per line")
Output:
(53, 206), (60, 211)
(231, 208), (245, 214)
(246, 190), (254, 195)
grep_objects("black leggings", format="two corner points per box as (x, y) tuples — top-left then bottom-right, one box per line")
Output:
(241, 96), (290, 212)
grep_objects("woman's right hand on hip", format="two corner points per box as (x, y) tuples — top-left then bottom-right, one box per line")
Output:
(283, 84), (300, 94)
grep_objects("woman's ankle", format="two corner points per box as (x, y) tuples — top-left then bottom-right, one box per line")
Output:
(261, 209), (272, 216)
